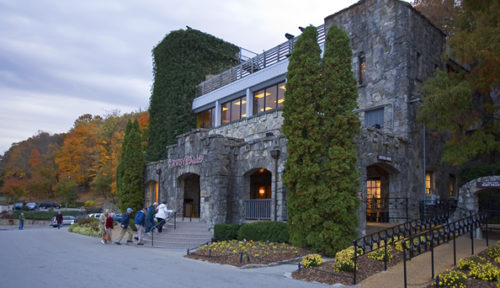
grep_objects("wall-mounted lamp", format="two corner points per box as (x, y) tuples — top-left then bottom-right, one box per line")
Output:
(285, 33), (295, 40)
(258, 187), (266, 197)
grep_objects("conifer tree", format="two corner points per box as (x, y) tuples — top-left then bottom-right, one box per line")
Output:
(283, 24), (360, 256)
(316, 24), (361, 255)
(117, 120), (144, 212)
(282, 26), (323, 248)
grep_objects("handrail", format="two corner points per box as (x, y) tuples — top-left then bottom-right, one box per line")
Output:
(195, 24), (325, 97)
(149, 211), (176, 247)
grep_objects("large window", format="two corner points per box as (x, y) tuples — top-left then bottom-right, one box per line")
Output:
(253, 82), (286, 114)
(196, 107), (215, 129)
(222, 96), (246, 125)
(449, 174), (456, 197)
(367, 178), (381, 199)
(365, 108), (384, 129)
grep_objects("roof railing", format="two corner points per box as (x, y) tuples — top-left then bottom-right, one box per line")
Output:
(195, 24), (325, 97)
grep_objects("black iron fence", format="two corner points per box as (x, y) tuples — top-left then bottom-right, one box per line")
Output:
(244, 199), (271, 220)
(366, 197), (409, 222)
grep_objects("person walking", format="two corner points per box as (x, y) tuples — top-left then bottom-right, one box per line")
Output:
(56, 211), (63, 229)
(145, 202), (158, 234)
(134, 208), (146, 245)
(155, 201), (169, 233)
(18, 212), (24, 230)
(104, 212), (114, 244)
(99, 210), (109, 244)
(115, 208), (134, 245)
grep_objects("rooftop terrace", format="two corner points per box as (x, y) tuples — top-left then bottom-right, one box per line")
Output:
(195, 24), (325, 97)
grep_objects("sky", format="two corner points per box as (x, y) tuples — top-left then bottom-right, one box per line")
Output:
(0, 0), (379, 155)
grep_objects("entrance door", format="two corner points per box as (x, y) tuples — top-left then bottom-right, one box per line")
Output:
(366, 165), (390, 222)
(183, 174), (200, 218)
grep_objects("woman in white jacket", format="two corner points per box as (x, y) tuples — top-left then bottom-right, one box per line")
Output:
(155, 202), (169, 233)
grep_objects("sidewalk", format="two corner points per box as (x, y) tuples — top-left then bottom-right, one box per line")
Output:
(359, 235), (492, 288)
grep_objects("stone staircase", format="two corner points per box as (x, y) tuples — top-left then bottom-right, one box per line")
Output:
(142, 217), (212, 249)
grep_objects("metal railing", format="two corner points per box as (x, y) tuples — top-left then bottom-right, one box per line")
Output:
(195, 25), (326, 97)
(366, 197), (409, 222)
(244, 199), (271, 220)
(149, 211), (176, 247)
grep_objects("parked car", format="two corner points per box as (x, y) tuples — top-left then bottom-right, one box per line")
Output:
(14, 202), (25, 210)
(112, 213), (123, 222)
(50, 215), (75, 227)
(74, 214), (89, 222)
(26, 202), (38, 210)
(39, 202), (60, 209)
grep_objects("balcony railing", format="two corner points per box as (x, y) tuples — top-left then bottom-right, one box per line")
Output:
(195, 24), (326, 97)
(244, 199), (271, 220)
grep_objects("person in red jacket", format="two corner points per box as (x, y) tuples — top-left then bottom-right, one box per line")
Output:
(56, 212), (63, 229)
(103, 213), (114, 244)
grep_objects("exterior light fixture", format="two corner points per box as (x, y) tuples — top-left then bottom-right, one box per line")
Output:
(259, 187), (266, 196)
(285, 33), (294, 40)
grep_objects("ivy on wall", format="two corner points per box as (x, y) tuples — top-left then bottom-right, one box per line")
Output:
(146, 28), (240, 161)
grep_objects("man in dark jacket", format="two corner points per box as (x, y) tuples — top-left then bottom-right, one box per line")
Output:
(115, 208), (133, 245)
(145, 202), (158, 233)
(134, 208), (147, 245)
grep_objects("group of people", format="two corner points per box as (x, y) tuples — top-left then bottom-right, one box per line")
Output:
(99, 201), (169, 246)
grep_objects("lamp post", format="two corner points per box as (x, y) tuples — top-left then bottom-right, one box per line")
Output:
(271, 148), (281, 221)
(156, 168), (162, 203)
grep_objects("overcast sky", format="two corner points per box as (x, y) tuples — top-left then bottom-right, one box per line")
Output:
(0, 0), (389, 155)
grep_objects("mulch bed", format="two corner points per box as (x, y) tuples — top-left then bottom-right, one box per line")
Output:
(185, 244), (309, 267)
(292, 250), (404, 285)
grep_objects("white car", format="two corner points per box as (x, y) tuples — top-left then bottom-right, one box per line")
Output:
(50, 215), (75, 227)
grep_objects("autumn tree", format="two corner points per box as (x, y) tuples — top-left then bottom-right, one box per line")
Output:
(116, 119), (144, 212)
(413, 0), (461, 35)
(417, 0), (500, 166)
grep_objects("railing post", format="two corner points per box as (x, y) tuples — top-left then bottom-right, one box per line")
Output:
(470, 219), (474, 255)
(431, 230), (435, 279)
(402, 240), (407, 288)
(384, 235), (388, 271)
(453, 230), (457, 266)
(353, 240), (357, 285)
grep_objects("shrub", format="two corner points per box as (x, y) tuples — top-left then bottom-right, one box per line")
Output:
(457, 256), (487, 271)
(487, 246), (500, 259)
(214, 224), (240, 241)
(468, 261), (499, 282)
(395, 239), (411, 252)
(237, 222), (289, 243)
(301, 254), (323, 268)
(368, 245), (393, 262)
(334, 247), (362, 272)
(436, 269), (467, 288)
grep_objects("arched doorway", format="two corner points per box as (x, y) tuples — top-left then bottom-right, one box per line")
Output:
(181, 173), (200, 218)
(244, 168), (272, 220)
(478, 188), (500, 224)
(366, 164), (390, 223)
(145, 181), (158, 207)
(453, 176), (500, 220)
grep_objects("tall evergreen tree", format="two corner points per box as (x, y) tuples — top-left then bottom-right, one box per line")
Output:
(117, 120), (144, 212)
(316, 24), (361, 255)
(146, 28), (240, 161)
(282, 26), (323, 249)
(283, 24), (360, 256)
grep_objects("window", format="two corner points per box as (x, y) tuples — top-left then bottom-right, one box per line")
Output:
(425, 172), (434, 194)
(367, 179), (381, 199)
(449, 175), (456, 197)
(358, 54), (366, 85)
(222, 96), (246, 125)
(416, 52), (422, 80)
(196, 107), (215, 128)
(365, 108), (384, 129)
(253, 82), (286, 114)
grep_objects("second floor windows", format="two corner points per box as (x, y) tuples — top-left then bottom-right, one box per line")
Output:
(221, 96), (246, 125)
(196, 107), (215, 129)
(365, 107), (384, 129)
(253, 82), (286, 115)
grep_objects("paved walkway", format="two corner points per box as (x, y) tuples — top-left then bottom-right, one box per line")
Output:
(359, 234), (494, 288)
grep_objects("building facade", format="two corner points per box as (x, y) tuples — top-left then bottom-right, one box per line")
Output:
(144, 0), (457, 234)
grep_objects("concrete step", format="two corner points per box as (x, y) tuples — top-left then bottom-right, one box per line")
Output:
(141, 219), (212, 249)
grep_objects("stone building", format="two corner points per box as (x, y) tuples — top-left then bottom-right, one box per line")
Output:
(144, 0), (458, 234)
